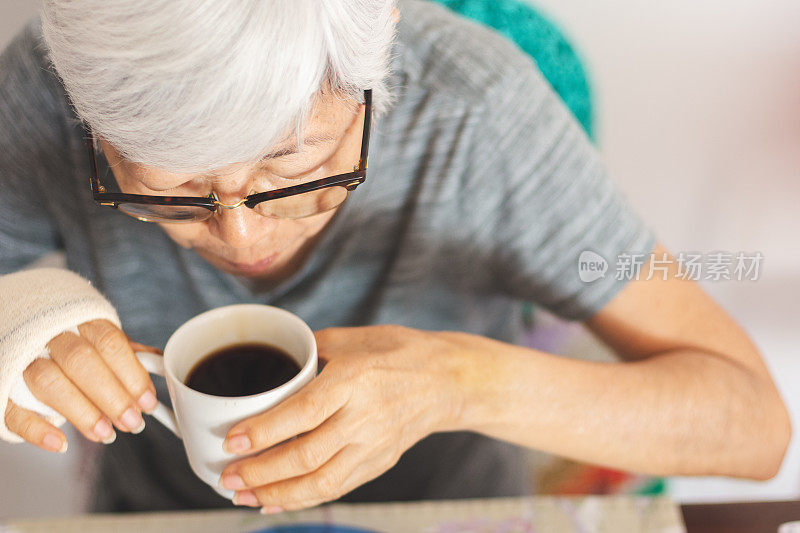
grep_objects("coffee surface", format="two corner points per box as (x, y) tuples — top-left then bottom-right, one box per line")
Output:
(185, 342), (300, 397)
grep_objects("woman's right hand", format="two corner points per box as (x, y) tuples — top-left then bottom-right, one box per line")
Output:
(3, 319), (159, 453)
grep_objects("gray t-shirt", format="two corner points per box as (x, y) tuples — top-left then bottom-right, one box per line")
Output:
(0, 0), (655, 512)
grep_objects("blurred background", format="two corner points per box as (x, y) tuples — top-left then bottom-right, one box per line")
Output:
(1, 0), (799, 520)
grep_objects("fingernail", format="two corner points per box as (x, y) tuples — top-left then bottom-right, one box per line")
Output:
(93, 419), (116, 443)
(221, 473), (246, 490)
(43, 432), (66, 453)
(131, 418), (146, 434)
(138, 390), (157, 413)
(260, 506), (284, 515)
(224, 433), (251, 454)
(120, 407), (143, 432)
(233, 490), (258, 507)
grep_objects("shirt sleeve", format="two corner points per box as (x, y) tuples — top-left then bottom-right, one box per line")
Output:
(0, 19), (65, 273)
(462, 51), (656, 322)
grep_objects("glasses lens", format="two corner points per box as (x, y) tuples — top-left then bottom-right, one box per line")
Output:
(252, 186), (349, 219)
(117, 203), (214, 223)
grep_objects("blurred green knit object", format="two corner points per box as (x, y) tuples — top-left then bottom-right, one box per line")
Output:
(431, 0), (594, 139)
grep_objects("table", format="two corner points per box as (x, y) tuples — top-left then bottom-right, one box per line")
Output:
(7, 498), (800, 532)
(2, 496), (684, 532)
(681, 500), (800, 533)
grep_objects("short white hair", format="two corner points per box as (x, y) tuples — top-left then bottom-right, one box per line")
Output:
(41, 0), (397, 173)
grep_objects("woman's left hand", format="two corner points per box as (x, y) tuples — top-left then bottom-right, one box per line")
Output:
(218, 325), (468, 513)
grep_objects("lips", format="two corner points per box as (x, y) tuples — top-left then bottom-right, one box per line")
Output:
(222, 253), (280, 276)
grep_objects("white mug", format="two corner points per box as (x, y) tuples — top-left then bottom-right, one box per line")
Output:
(134, 304), (317, 499)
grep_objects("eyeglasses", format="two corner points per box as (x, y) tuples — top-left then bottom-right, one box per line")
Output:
(86, 89), (372, 223)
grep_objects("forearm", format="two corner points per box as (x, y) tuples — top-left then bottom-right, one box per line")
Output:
(0, 268), (121, 442)
(441, 334), (790, 479)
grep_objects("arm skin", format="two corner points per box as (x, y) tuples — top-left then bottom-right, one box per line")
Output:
(219, 243), (791, 512)
(446, 243), (791, 480)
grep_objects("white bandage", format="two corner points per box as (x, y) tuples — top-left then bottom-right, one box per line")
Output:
(0, 269), (120, 443)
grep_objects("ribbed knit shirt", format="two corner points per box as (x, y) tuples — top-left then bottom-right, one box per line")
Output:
(0, 0), (655, 511)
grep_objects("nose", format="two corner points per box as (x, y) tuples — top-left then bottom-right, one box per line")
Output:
(208, 192), (276, 249)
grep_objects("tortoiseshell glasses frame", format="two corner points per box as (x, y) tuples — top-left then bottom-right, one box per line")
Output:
(85, 89), (372, 223)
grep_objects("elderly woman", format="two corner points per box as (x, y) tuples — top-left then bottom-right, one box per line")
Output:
(0, 0), (790, 514)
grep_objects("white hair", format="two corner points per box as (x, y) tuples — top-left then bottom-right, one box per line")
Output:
(41, 0), (397, 173)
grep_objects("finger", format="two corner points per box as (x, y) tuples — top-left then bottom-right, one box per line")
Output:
(241, 445), (369, 512)
(257, 446), (399, 512)
(24, 358), (116, 444)
(223, 373), (350, 455)
(313, 327), (349, 346)
(78, 320), (157, 413)
(221, 410), (353, 490)
(128, 341), (162, 355)
(47, 332), (145, 433)
(313, 328), (347, 363)
(4, 399), (68, 453)
(124, 331), (163, 355)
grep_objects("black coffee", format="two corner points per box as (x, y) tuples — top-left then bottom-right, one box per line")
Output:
(185, 342), (301, 397)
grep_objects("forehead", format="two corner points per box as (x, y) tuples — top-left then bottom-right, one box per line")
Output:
(115, 92), (357, 182)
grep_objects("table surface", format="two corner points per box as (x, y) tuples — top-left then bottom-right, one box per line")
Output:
(6, 497), (800, 533)
(2, 496), (684, 533)
(681, 500), (800, 533)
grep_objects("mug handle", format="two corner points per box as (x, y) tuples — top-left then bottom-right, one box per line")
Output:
(134, 351), (181, 438)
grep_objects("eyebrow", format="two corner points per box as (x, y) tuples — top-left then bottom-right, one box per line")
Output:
(259, 133), (339, 160)
(126, 132), (343, 187)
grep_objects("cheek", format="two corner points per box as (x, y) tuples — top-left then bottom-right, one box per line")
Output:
(157, 212), (330, 251)
(158, 223), (206, 249)
(261, 217), (318, 245)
